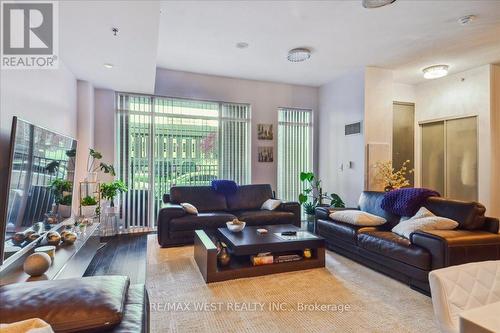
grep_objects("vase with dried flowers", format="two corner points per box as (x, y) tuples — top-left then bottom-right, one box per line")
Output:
(374, 160), (414, 191)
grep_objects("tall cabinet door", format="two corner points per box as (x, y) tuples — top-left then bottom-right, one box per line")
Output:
(421, 121), (445, 195)
(445, 117), (478, 201)
(393, 103), (415, 186)
(420, 116), (478, 201)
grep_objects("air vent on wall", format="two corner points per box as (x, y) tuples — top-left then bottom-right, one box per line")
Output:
(345, 122), (362, 135)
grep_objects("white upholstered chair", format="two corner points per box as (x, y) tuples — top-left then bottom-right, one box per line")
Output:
(429, 260), (500, 333)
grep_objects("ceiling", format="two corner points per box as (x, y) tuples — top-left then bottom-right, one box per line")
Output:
(60, 1), (160, 93)
(157, 0), (500, 86)
(60, 1), (500, 92)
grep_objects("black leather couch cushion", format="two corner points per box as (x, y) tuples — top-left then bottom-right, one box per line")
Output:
(226, 184), (273, 211)
(235, 210), (294, 226)
(358, 191), (400, 229)
(317, 219), (379, 244)
(0, 276), (129, 332)
(111, 284), (149, 333)
(423, 196), (486, 230)
(169, 212), (236, 231)
(170, 186), (227, 212)
(357, 231), (431, 270)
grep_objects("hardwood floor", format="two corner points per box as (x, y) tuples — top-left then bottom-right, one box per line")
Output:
(84, 233), (148, 284)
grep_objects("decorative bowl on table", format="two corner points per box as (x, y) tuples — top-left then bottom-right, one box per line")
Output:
(226, 219), (246, 232)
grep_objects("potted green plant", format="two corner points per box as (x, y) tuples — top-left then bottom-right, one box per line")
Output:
(50, 179), (73, 218)
(80, 196), (98, 217)
(302, 202), (316, 222)
(298, 172), (345, 221)
(58, 194), (73, 218)
(86, 148), (115, 182)
(100, 180), (128, 214)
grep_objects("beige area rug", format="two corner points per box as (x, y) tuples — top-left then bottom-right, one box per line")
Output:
(146, 235), (439, 333)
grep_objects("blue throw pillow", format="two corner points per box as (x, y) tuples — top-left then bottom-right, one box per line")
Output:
(211, 180), (238, 195)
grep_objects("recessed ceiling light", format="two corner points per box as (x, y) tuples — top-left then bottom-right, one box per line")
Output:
(104, 63), (114, 69)
(423, 65), (449, 79)
(458, 15), (476, 25)
(362, 0), (396, 8)
(236, 42), (249, 49)
(287, 48), (311, 62)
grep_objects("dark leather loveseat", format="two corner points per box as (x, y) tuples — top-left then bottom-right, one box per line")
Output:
(315, 191), (500, 294)
(157, 184), (301, 247)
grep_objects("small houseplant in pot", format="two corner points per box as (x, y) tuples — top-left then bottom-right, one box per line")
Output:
(58, 194), (73, 218)
(100, 180), (128, 214)
(302, 202), (317, 222)
(299, 172), (345, 221)
(80, 196), (98, 217)
(86, 148), (115, 182)
(50, 179), (73, 218)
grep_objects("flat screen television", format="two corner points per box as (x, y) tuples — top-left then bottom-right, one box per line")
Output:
(1, 117), (77, 264)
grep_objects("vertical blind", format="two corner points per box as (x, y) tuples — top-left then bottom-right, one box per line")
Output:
(220, 103), (251, 184)
(277, 108), (313, 202)
(116, 93), (250, 229)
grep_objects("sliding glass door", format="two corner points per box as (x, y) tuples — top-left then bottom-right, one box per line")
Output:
(116, 93), (251, 230)
(420, 116), (477, 201)
(277, 108), (313, 202)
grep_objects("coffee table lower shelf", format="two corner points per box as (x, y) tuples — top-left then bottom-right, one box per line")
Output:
(194, 229), (325, 283)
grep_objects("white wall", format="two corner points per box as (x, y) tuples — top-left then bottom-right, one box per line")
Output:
(0, 63), (78, 140)
(76, 81), (95, 191)
(318, 69), (365, 207)
(94, 89), (115, 184)
(153, 68), (319, 190)
(415, 65), (492, 212)
(393, 82), (416, 103)
(491, 65), (500, 218)
(0, 62), (78, 220)
(364, 68), (394, 191)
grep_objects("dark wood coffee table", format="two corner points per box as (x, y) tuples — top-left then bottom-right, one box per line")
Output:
(194, 224), (325, 283)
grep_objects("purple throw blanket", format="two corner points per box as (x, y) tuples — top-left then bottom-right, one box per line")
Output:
(211, 180), (238, 195)
(381, 188), (440, 217)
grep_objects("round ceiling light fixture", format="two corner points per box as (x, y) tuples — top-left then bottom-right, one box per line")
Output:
(236, 42), (249, 49)
(103, 63), (114, 69)
(422, 65), (449, 79)
(362, 0), (397, 8)
(287, 48), (311, 62)
(458, 15), (476, 25)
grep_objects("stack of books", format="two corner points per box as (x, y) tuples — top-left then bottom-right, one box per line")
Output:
(251, 252), (303, 266)
(274, 253), (302, 264)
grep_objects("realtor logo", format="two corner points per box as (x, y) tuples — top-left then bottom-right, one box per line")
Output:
(1, 1), (58, 69)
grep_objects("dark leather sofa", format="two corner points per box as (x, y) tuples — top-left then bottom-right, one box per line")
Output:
(0, 275), (149, 332)
(315, 191), (500, 294)
(157, 184), (301, 247)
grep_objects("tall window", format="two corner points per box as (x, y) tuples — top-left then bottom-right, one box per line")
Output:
(116, 93), (250, 229)
(277, 108), (313, 202)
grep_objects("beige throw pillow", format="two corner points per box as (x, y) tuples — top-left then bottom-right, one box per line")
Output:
(329, 210), (386, 226)
(181, 203), (198, 215)
(261, 199), (282, 211)
(400, 206), (435, 222)
(392, 215), (459, 239)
